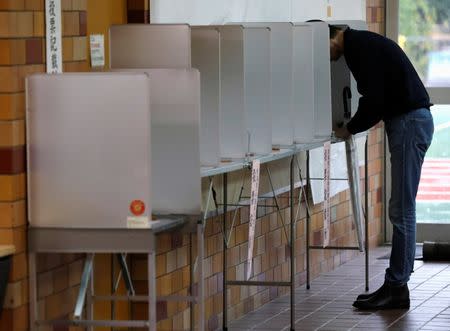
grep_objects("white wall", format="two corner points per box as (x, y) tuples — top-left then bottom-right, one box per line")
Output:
(150, 0), (366, 24)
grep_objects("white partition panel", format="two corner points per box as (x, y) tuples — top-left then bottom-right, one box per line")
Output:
(191, 27), (221, 166)
(292, 24), (315, 143)
(109, 24), (191, 68)
(330, 54), (351, 130)
(217, 25), (272, 158)
(328, 20), (368, 129)
(218, 25), (246, 159)
(114, 69), (202, 215)
(301, 21), (332, 140)
(148, 69), (201, 215)
(27, 73), (152, 229)
(243, 27), (272, 155)
(243, 22), (294, 147)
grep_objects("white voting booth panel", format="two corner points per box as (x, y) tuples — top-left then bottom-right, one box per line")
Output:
(328, 20), (367, 130)
(109, 24), (191, 68)
(292, 24), (315, 143)
(26, 73), (152, 229)
(300, 21), (332, 140)
(217, 25), (272, 159)
(113, 68), (202, 216)
(242, 22), (295, 147)
(191, 27), (221, 166)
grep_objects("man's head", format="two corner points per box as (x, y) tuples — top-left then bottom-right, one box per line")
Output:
(306, 20), (345, 61)
(329, 25), (345, 61)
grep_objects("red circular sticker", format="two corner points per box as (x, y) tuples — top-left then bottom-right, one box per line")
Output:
(130, 200), (146, 216)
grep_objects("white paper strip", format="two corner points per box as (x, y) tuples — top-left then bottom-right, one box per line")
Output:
(45, 0), (63, 74)
(323, 141), (331, 247)
(90, 34), (105, 68)
(247, 159), (260, 280)
(345, 136), (364, 251)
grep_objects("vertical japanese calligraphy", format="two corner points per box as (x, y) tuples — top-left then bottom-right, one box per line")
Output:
(45, 0), (62, 73)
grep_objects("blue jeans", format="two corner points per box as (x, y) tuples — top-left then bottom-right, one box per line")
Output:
(384, 108), (434, 286)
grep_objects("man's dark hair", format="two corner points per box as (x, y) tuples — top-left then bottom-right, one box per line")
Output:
(329, 25), (343, 39)
(305, 19), (344, 39)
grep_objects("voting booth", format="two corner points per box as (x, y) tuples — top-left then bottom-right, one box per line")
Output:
(191, 27), (221, 166)
(245, 22), (295, 147)
(216, 25), (272, 158)
(301, 21), (332, 140)
(292, 24), (316, 143)
(27, 73), (153, 229)
(328, 20), (368, 130)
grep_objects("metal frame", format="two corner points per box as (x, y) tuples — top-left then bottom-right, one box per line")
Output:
(28, 137), (370, 331)
(201, 136), (369, 331)
(305, 136), (370, 291)
(219, 155), (298, 331)
(28, 218), (205, 331)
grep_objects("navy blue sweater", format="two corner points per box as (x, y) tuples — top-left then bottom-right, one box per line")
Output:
(344, 28), (432, 134)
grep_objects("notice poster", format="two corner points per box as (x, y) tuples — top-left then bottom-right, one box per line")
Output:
(90, 34), (105, 68)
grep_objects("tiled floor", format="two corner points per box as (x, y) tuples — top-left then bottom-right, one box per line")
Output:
(229, 247), (450, 331)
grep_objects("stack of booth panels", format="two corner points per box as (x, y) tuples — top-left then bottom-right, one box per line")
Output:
(216, 25), (272, 159)
(112, 69), (202, 216)
(328, 20), (368, 130)
(292, 24), (315, 143)
(242, 22), (295, 147)
(110, 24), (217, 169)
(26, 73), (152, 229)
(191, 27), (221, 166)
(109, 24), (191, 68)
(300, 21), (332, 140)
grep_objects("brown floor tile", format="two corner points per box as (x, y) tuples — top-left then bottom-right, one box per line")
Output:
(227, 247), (450, 331)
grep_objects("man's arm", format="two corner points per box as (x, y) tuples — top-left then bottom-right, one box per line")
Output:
(346, 95), (384, 134)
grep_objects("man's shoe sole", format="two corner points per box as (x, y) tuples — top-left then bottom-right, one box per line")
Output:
(356, 293), (373, 301)
(352, 300), (410, 310)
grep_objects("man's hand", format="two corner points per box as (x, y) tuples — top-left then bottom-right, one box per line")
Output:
(334, 125), (352, 139)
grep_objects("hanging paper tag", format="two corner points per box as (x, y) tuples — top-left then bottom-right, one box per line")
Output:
(90, 34), (105, 68)
(45, 0), (63, 74)
(323, 141), (331, 247)
(247, 159), (260, 280)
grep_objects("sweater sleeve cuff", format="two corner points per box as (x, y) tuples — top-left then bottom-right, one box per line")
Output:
(346, 121), (358, 135)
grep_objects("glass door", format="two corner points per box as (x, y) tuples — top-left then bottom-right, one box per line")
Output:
(386, 0), (450, 242)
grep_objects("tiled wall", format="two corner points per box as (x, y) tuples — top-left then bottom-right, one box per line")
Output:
(127, 0), (149, 24)
(0, 1), (386, 330)
(0, 1), (88, 330)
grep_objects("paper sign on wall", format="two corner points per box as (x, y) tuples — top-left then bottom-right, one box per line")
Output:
(323, 141), (331, 247)
(90, 34), (105, 68)
(45, 0), (63, 73)
(247, 159), (260, 280)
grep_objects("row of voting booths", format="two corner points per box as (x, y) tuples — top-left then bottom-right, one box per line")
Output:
(26, 12), (367, 331)
(28, 20), (366, 229)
